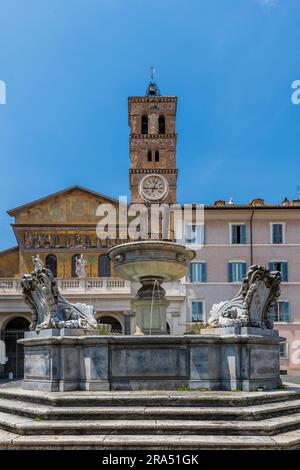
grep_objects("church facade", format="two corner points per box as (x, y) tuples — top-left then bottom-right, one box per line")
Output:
(0, 80), (300, 378)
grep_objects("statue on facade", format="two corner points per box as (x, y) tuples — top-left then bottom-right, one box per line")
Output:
(75, 254), (88, 278)
(43, 233), (51, 248)
(24, 232), (32, 248)
(32, 254), (44, 272)
(54, 233), (60, 247)
(21, 266), (97, 331)
(207, 265), (281, 329)
(33, 233), (41, 248)
(75, 233), (82, 247)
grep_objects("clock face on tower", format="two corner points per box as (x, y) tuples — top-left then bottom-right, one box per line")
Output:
(139, 174), (169, 202)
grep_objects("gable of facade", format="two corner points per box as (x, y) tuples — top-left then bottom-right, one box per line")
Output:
(8, 186), (120, 225)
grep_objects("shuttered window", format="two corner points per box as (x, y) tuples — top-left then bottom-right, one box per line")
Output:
(186, 224), (205, 245)
(189, 263), (207, 282)
(191, 301), (204, 322)
(272, 224), (283, 244)
(228, 262), (247, 282)
(269, 261), (288, 282)
(231, 224), (247, 244)
(271, 301), (290, 323)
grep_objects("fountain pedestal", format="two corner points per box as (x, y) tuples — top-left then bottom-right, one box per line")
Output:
(135, 277), (169, 335)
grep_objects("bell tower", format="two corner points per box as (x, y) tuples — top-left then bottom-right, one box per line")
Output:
(128, 72), (178, 205)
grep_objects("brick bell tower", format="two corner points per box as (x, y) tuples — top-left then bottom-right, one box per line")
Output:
(128, 72), (178, 205)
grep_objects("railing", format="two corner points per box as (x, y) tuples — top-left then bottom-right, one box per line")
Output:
(0, 277), (131, 295)
(0, 278), (186, 296)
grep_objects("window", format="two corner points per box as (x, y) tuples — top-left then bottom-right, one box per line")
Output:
(158, 115), (165, 134)
(185, 224), (205, 245)
(71, 254), (80, 278)
(45, 254), (57, 277)
(271, 223), (284, 244)
(231, 224), (246, 244)
(228, 262), (247, 282)
(141, 115), (148, 134)
(279, 341), (288, 359)
(155, 150), (159, 162)
(269, 261), (288, 282)
(190, 262), (207, 282)
(98, 255), (111, 277)
(147, 150), (152, 162)
(191, 301), (204, 322)
(271, 301), (290, 323)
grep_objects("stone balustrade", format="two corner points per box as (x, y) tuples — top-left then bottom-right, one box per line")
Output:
(0, 277), (185, 297)
(0, 277), (131, 295)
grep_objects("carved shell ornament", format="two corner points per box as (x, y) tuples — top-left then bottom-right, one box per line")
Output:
(207, 265), (281, 329)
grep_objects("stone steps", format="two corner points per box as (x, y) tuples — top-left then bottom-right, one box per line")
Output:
(1, 397), (300, 421)
(1, 410), (300, 436)
(0, 387), (300, 449)
(1, 429), (300, 450)
(1, 388), (300, 407)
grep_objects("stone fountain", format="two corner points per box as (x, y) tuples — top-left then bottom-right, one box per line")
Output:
(19, 244), (284, 392)
(107, 241), (196, 335)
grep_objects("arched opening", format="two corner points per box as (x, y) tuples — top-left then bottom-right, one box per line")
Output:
(71, 254), (80, 278)
(141, 115), (148, 134)
(158, 115), (165, 134)
(2, 317), (30, 379)
(98, 316), (122, 334)
(155, 150), (160, 162)
(147, 150), (152, 162)
(98, 255), (111, 277)
(45, 254), (57, 277)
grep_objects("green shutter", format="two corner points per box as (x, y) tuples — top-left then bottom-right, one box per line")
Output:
(241, 225), (247, 244)
(269, 262), (274, 272)
(273, 224), (283, 243)
(283, 302), (290, 322)
(282, 262), (288, 282)
(231, 225), (237, 244)
(241, 262), (247, 279)
(201, 263), (207, 282)
(189, 264), (193, 282)
(228, 263), (233, 282)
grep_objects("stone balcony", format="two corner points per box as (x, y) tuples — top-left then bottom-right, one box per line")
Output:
(0, 278), (186, 298)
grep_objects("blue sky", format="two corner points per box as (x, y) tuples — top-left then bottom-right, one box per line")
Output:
(0, 0), (300, 250)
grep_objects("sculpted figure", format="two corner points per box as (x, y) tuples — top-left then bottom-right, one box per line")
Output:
(208, 265), (281, 329)
(32, 254), (44, 272)
(44, 233), (51, 248)
(24, 232), (31, 248)
(76, 254), (88, 278)
(21, 267), (97, 331)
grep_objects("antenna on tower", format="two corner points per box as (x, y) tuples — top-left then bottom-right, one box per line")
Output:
(150, 66), (155, 82)
(146, 66), (160, 96)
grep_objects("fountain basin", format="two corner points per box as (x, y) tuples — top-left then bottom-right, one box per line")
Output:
(107, 241), (196, 283)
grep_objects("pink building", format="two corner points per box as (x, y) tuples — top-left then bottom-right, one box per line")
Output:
(185, 198), (300, 373)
